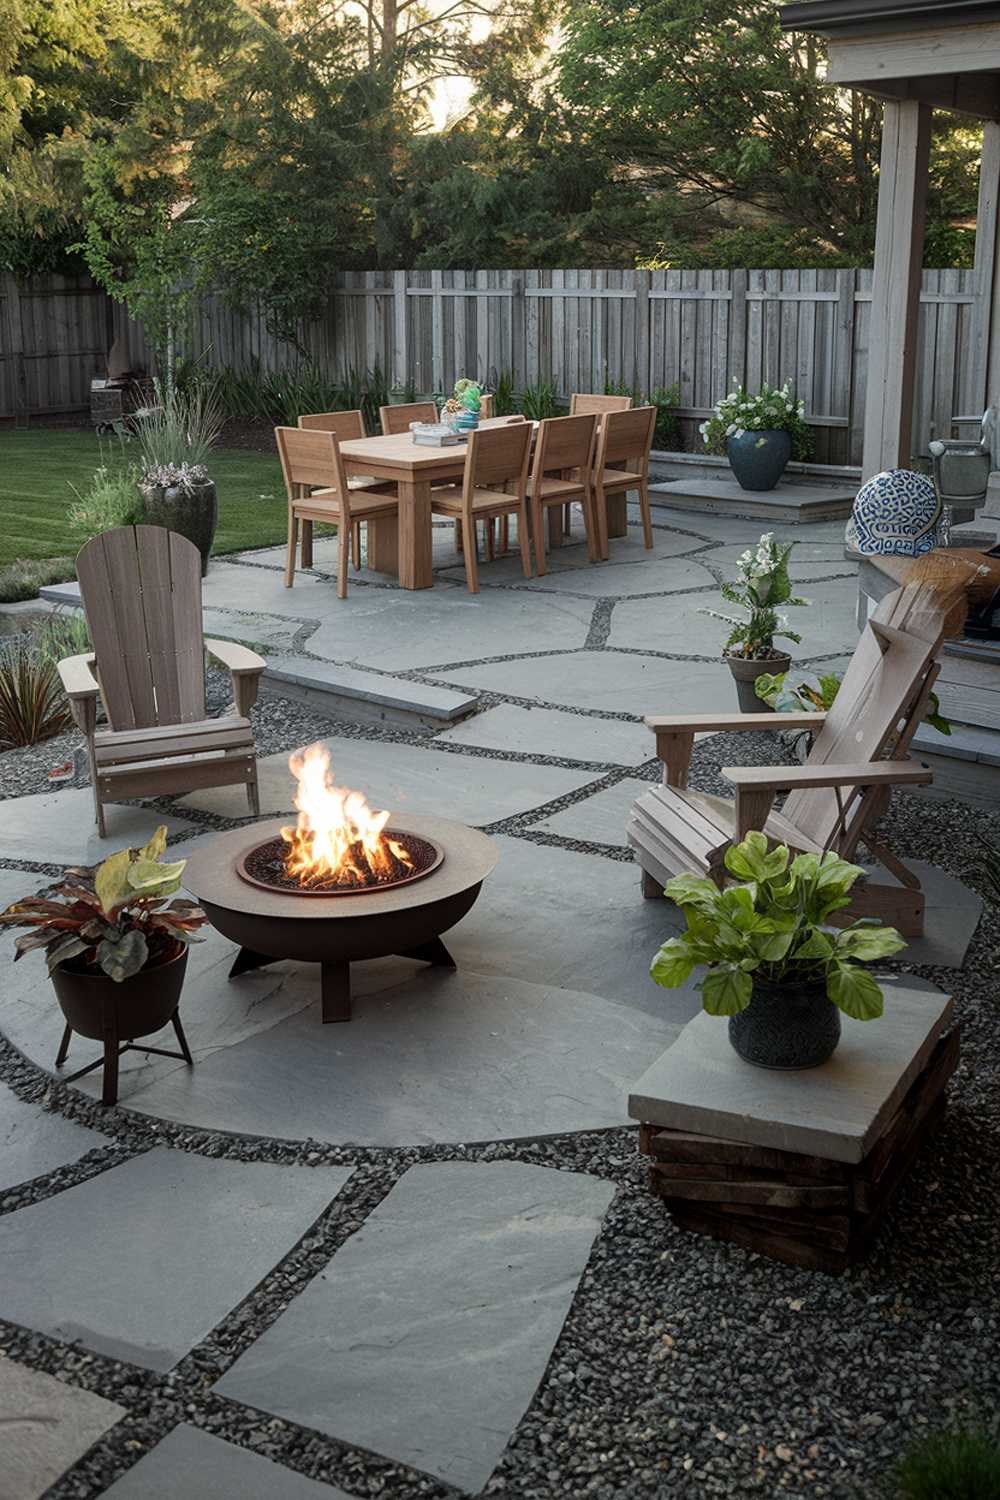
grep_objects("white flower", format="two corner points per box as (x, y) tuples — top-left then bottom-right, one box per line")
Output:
(734, 428), (745, 439)
(726, 422), (737, 436)
(698, 422), (709, 437)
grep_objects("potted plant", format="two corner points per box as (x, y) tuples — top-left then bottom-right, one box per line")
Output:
(441, 378), (483, 432)
(650, 833), (906, 1070)
(137, 382), (223, 573)
(700, 380), (811, 491)
(0, 827), (206, 1103)
(703, 533), (808, 711)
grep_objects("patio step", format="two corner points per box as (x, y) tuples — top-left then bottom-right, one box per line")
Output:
(39, 581), (82, 608)
(260, 655), (478, 732)
(649, 477), (855, 523)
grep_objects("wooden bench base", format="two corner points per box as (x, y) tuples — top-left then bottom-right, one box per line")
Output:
(639, 1027), (960, 1273)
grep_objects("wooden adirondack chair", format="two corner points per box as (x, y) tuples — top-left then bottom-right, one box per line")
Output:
(628, 583), (948, 937)
(58, 526), (265, 838)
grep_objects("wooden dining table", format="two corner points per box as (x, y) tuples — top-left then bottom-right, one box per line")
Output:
(338, 417), (629, 590)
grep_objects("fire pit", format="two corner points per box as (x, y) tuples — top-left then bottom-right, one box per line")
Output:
(182, 746), (498, 1023)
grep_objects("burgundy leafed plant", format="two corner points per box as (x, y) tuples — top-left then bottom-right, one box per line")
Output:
(0, 826), (207, 982)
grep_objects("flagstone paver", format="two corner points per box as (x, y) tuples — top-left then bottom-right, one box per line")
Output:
(606, 578), (861, 658)
(0, 1356), (126, 1500)
(216, 1161), (616, 1492)
(444, 650), (735, 714)
(177, 733), (600, 822)
(0, 1151), (352, 1371)
(303, 588), (596, 671)
(439, 554), (716, 598)
(534, 776), (652, 847)
(435, 701), (653, 764)
(0, 790), (197, 866)
(104, 968), (679, 1145)
(101, 1425), (353, 1500)
(0, 1078), (106, 1190)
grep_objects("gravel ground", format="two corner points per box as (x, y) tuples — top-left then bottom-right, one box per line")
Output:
(0, 636), (997, 1496)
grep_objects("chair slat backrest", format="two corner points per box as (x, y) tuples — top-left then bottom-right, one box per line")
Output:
(533, 413), (597, 475)
(597, 405), (656, 469)
(570, 393), (632, 417)
(76, 525), (205, 732)
(782, 584), (947, 850)
(380, 401), (438, 435)
(275, 425), (345, 497)
(299, 409), (365, 442)
(466, 420), (532, 493)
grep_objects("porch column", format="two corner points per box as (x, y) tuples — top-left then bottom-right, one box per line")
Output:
(861, 100), (931, 479)
(978, 120), (1000, 409)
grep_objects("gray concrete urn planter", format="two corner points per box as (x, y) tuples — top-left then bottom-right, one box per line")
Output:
(729, 977), (841, 1070)
(726, 429), (793, 491)
(725, 650), (791, 713)
(142, 481), (218, 575)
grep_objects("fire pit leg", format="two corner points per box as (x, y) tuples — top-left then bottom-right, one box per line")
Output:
(321, 962), (352, 1023)
(397, 937), (457, 970)
(229, 947), (279, 979)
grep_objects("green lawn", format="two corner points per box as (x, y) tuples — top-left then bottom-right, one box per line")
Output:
(0, 429), (286, 569)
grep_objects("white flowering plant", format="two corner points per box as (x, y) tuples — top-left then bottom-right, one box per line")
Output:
(702, 533), (808, 659)
(700, 381), (812, 461)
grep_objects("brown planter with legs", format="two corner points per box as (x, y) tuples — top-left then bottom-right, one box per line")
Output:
(52, 946), (192, 1106)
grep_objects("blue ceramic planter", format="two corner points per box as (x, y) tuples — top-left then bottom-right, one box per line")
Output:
(726, 429), (792, 492)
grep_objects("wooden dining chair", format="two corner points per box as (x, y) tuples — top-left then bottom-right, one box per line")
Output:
(479, 394), (495, 420)
(526, 413), (598, 575)
(276, 426), (398, 599)
(569, 393), (632, 417)
(591, 405), (657, 560)
(379, 401), (438, 435)
(430, 421), (533, 593)
(299, 410), (394, 568)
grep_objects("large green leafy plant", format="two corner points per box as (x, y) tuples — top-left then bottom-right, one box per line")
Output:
(754, 666), (951, 736)
(1, 828), (206, 982)
(703, 532), (808, 658)
(650, 833), (905, 1021)
(700, 381), (812, 461)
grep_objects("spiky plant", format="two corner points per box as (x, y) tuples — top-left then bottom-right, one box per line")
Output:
(0, 827), (207, 981)
(0, 637), (72, 749)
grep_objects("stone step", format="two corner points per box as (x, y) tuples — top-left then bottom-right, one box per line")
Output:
(261, 656), (478, 732)
(39, 580), (82, 607)
(649, 477), (855, 523)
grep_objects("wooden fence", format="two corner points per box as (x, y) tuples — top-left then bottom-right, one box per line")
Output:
(2, 268), (982, 466)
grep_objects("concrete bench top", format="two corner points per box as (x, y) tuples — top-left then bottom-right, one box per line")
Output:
(628, 979), (953, 1163)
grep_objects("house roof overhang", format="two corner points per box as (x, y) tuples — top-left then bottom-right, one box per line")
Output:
(780, 0), (1000, 117)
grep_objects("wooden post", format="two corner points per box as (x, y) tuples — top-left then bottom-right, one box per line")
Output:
(977, 121), (1000, 412)
(393, 270), (408, 392)
(431, 269), (444, 395)
(634, 269), (651, 398)
(861, 100), (931, 479)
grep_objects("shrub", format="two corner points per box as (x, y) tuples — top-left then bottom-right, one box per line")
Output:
(69, 462), (144, 536)
(0, 636), (72, 749)
(491, 370), (517, 416)
(136, 380), (224, 472)
(519, 379), (563, 420)
(650, 384), (681, 450)
(702, 533), (808, 659)
(701, 381), (813, 462)
(893, 1426), (1000, 1499)
(34, 608), (92, 667)
(0, 558), (76, 605)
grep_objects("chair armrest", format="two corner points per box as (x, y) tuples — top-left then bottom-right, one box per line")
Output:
(204, 639), (266, 718)
(722, 760), (932, 794)
(645, 712), (826, 734)
(57, 653), (99, 700)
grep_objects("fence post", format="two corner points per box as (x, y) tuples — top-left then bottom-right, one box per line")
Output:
(835, 268), (857, 465)
(634, 270), (650, 397)
(511, 274), (526, 391)
(2, 273), (27, 421)
(728, 268), (748, 395)
(431, 269), (444, 394)
(973, 120), (1000, 413)
(392, 271), (408, 392)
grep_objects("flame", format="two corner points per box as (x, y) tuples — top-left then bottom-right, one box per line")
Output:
(281, 743), (413, 887)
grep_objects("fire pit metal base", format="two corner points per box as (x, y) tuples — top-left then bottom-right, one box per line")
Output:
(228, 936), (457, 1023)
(183, 815), (497, 1024)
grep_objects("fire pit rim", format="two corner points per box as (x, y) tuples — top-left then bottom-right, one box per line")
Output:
(182, 814), (498, 923)
(235, 828), (445, 899)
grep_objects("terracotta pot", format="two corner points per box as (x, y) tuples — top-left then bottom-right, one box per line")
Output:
(729, 976), (841, 1070)
(725, 650), (791, 713)
(141, 481), (217, 576)
(51, 946), (188, 1045)
(726, 429), (792, 491)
